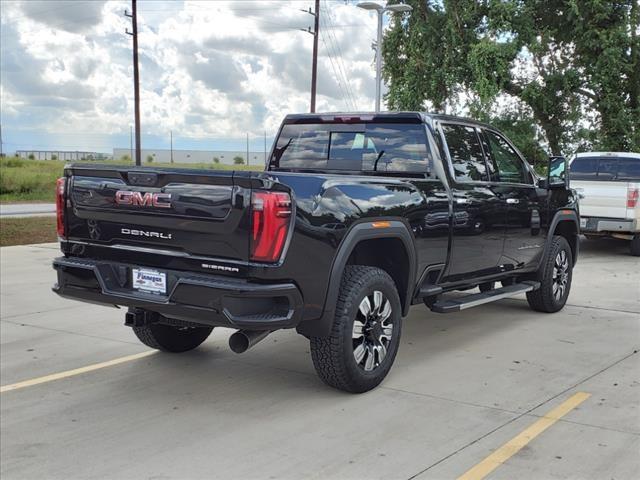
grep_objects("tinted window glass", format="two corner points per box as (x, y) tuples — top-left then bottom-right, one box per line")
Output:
(484, 131), (530, 184)
(442, 124), (488, 181)
(271, 123), (431, 174)
(597, 157), (618, 180)
(617, 158), (640, 180)
(570, 157), (598, 179)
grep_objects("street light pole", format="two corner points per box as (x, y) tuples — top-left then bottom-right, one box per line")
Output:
(357, 2), (412, 112)
(375, 9), (383, 113)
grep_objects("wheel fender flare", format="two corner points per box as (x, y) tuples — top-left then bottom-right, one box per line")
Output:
(540, 210), (580, 270)
(297, 220), (417, 338)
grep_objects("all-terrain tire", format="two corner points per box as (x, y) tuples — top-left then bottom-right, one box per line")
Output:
(132, 323), (213, 352)
(309, 265), (402, 393)
(630, 234), (640, 256)
(526, 235), (573, 313)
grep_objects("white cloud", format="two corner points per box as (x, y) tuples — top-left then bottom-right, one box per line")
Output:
(1, 0), (382, 148)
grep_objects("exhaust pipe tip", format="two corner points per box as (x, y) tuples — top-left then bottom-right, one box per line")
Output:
(229, 329), (270, 354)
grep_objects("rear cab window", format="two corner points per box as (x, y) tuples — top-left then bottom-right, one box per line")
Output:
(269, 122), (433, 175)
(570, 156), (640, 181)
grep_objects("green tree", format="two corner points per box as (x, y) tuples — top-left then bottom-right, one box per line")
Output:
(383, 0), (639, 155)
(233, 156), (245, 165)
(146, 154), (154, 163)
(213, 156), (220, 164)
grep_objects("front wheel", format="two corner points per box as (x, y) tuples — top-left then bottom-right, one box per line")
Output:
(310, 265), (402, 393)
(132, 323), (213, 352)
(526, 235), (573, 313)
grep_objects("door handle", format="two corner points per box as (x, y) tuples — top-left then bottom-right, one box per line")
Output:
(506, 198), (520, 204)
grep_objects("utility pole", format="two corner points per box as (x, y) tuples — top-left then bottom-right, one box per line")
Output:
(170, 130), (173, 164)
(125, 0), (141, 166)
(246, 132), (249, 166)
(129, 125), (133, 161)
(302, 1), (319, 113)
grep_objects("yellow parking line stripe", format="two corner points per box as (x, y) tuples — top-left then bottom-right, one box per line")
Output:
(0, 350), (156, 394)
(457, 392), (591, 480)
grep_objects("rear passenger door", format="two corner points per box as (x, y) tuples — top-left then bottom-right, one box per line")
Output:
(439, 123), (506, 281)
(480, 129), (544, 270)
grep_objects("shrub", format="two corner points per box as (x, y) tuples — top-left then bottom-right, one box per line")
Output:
(233, 156), (245, 165)
(213, 157), (220, 164)
(120, 155), (131, 162)
(146, 155), (154, 163)
(51, 154), (58, 160)
(28, 154), (35, 160)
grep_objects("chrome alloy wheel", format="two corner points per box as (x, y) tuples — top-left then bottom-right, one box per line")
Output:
(352, 291), (393, 372)
(552, 249), (569, 301)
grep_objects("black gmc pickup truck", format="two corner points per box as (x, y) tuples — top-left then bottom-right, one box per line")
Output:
(53, 112), (579, 393)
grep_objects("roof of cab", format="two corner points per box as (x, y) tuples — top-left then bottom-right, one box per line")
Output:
(282, 111), (494, 129)
(573, 151), (640, 159)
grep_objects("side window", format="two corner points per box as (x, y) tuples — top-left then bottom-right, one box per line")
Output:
(569, 157), (598, 180)
(484, 130), (530, 184)
(441, 124), (488, 181)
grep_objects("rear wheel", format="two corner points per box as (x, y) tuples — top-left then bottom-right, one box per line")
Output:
(132, 323), (213, 352)
(630, 234), (640, 256)
(310, 265), (402, 393)
(526, 235), (573, 313)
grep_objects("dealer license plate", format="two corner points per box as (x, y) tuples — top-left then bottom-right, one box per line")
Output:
(132, 268), (167, 295)
(580, 217), (587, 228)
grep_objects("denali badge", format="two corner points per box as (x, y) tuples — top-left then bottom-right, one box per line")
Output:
(121, 228), (172, 240)
(115, 191), (172, 208)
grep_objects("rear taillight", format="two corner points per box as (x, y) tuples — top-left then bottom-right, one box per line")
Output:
(627, 187), (639, 208)
(250, 191), (291, 262)
(56, 177), (66, 237)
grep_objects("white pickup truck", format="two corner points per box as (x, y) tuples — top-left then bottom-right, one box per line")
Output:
(569, 152), (640, 256)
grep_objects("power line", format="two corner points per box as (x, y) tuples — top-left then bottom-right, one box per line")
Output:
(319, 14), (357, 109)
(322, 2), (359, 108)
(320, 17), (353, 108)
(319, 34), (352, 110)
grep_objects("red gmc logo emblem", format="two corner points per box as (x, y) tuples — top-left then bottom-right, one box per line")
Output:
(114, 191), (172, 208)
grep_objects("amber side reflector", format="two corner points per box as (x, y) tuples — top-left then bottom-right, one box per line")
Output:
(371, 221), (391, 229)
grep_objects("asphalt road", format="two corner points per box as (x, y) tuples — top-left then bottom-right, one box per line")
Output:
(1, 238), (639, 480)
(0, 203), (56, 218)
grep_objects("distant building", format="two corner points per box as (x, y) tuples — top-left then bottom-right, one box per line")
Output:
(15, 150), (111, 161)
(112, 148), (267, 166)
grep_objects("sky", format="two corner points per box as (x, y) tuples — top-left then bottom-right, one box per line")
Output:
(0, 0), (385, 154)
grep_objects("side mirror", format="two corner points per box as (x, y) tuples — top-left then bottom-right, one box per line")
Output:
(545, 155), (569, 189)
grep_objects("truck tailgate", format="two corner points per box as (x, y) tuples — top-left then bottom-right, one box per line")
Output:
(65, 166), (251, 262)
(572, 179), (630, 219)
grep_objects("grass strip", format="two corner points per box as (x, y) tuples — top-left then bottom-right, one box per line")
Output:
(0, 216), (57, 247)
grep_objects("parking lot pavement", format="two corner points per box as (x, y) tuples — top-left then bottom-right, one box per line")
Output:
(1, 238), (638, 480)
